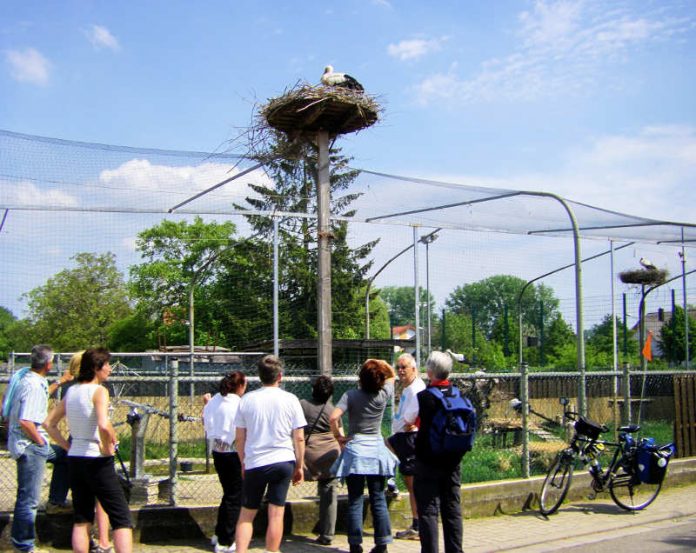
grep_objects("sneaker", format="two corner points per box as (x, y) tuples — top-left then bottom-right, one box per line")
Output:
(45, 500), (72, 515)
(95, 547), (114, 553)
(315, 536), (332, 545)
(214, 544), (236, 553)
(386, 478), (399, 499)
(395, 527), (419, 540)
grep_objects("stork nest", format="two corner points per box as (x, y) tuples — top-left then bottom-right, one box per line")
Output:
(619, 268), (668, 286)
(261, 83), (381, 137)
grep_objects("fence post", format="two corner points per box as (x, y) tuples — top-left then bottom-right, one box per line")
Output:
(169, 357), (179, 506)
(520, 362), (530, 478)
(622, 361), (631, 425)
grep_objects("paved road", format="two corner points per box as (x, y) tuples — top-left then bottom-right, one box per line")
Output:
(23, 483), (696, 552)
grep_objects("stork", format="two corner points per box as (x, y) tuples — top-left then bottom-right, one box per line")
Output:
(640, 257), (658, 271)
(320, 65), (364, 92)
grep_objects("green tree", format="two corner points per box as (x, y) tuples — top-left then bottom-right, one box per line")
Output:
(0, 306), (17, 360)
(236, 135), (377, 340)
(22, 252), (131, 350)
(659, 306), (696, 365)
(129, 217), (238, 348)
(446, 276), (559, 340)
(438, 310), (508, 371)
(378, 286), (434, 327)
(586, 314), (638, 362)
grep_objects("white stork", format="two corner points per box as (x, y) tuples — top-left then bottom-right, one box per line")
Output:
(320, 65), (364, 92)
(640, 257), (658, 271)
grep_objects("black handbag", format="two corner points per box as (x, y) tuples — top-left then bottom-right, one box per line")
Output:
(115, 446), (133, 503)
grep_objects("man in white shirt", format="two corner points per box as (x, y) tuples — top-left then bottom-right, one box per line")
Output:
(387, 353), (426, 540)
(233, 355), (306, 553)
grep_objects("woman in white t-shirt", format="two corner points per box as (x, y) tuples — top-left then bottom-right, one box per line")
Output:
(44, 348), (133, 553)
(202, 371), (247, 553)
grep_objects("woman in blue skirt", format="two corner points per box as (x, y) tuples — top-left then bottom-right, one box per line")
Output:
(330, 359), (398, 553)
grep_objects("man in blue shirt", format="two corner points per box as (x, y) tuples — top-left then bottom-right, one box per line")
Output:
(8, 345), (69, 553)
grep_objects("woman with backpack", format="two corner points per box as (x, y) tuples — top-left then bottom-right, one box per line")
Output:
(329, 359), (398, 553)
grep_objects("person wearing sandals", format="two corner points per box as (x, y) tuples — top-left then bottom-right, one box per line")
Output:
(203, 371), (247, 553)
(44, 348), (133, 553)
(300, 376), (342, 546)
(329, 359), (397, 553)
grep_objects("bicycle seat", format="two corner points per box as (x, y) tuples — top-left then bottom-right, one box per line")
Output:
(618, 424), (640, 433)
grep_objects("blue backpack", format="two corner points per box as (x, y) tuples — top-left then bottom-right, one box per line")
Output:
(427, 386), (477, 456)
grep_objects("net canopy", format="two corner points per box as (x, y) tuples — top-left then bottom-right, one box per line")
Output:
(1, 128), (693, 245)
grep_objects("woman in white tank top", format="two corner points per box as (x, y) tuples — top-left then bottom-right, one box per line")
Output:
(44, 348), (133, 553)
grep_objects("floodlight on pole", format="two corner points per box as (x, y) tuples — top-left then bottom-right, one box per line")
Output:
(419, 232), (439, 355)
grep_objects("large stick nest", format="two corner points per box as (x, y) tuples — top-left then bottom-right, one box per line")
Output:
(262, 83), (381, 138)
(619, 268), (668, 286)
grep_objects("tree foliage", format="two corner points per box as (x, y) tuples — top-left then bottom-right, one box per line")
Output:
(659, 306), (696, 365)
(378, 286), (435, 327)
(446, 275), (559, 341)
(22, 252), (131, 350)
(0, 306), (17, 360)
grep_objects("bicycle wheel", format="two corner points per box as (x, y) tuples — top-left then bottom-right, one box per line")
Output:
(539, 451), (574, 515)
(609, 465), (662, 511)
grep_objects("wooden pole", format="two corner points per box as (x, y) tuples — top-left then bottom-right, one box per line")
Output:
(316, 130), (332, 375)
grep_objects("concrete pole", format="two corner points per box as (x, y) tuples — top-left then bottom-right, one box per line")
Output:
(681, 228), (690, 369)
(316, 130), (332, 376)
(188, 287), (195, 402)
(168, 357), (179, 505)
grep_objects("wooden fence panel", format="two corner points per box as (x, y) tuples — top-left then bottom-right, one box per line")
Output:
(674, 375), (696, 458)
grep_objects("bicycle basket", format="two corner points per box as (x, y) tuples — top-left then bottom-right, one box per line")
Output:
(635, 438), (676, 484)
(574, 416), (606, 440)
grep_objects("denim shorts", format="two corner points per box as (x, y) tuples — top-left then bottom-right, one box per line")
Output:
(242, 461), (295, 509)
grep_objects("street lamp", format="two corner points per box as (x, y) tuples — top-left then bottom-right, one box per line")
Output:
(419, 232), (439, 355)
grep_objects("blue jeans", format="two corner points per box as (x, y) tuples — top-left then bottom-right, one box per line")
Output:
(12, 443), (69, 552)
(346, 474), (392, 547)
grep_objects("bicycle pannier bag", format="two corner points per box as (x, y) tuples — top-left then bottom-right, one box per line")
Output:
(636, 438), (675, 484)
(427, 386), (476, 456)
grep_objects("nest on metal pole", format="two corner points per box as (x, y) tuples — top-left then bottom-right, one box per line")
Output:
(260, 82), (381, 142)
(618, 268), (668, 286)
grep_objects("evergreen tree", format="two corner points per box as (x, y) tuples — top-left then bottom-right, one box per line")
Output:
(236, 135), (377, 340)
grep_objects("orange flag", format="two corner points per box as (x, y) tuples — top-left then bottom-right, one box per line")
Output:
(642, 330), (653, 362)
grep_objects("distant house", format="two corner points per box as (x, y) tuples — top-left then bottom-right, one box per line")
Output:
(631, 308), (696, 357)
(392, 324), (416, 354)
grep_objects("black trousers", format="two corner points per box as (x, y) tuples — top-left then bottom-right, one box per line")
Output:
(413, 460), (463, 553)
(213, 451), (243, 546)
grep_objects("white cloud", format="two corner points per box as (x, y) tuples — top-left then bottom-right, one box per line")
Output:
(415, 0), (693, 104)
(86, 24), (120, 51)
(96, 159), (273, 210)
(387, 37), (444, 61)
(4, 48), (50, 85)
(1, 181), (78, 207)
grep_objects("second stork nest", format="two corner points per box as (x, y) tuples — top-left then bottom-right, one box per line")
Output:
(619, 268), (668, 286)
(262, 84), (381, 137)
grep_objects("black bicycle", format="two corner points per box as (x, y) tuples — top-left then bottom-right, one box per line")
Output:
(539, 411), (675, 515)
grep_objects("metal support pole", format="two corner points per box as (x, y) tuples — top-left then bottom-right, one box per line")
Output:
(316, 130), (332, 376)
(681, 228), (690, 369)
(189, 286), (195, 403)
(168, 358), (179, 506)
(622, 360), (631, 425)
(520, 362), (530, 478)
(413, 226), (421, 367)
(425, 240), (432, 354)
(610, 241), (619, 434)
(273, 217), (280, 357)
(640, 284), (647, 372)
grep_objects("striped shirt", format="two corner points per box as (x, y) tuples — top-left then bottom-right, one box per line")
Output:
(7, 370), (49, 459)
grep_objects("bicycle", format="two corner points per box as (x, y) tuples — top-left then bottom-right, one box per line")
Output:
(539, 411), (675, 515)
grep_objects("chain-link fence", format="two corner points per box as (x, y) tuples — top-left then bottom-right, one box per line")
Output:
(1, 351), (691, 512)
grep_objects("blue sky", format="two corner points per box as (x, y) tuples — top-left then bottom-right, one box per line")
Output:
(1, 0), (695, 328)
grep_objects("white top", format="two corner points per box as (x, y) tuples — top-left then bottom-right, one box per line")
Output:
(65, 383), (103, 457)
(234, 386), (307, 470)
(391, 377), (426, 434)
(203, 392), (241, 452)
